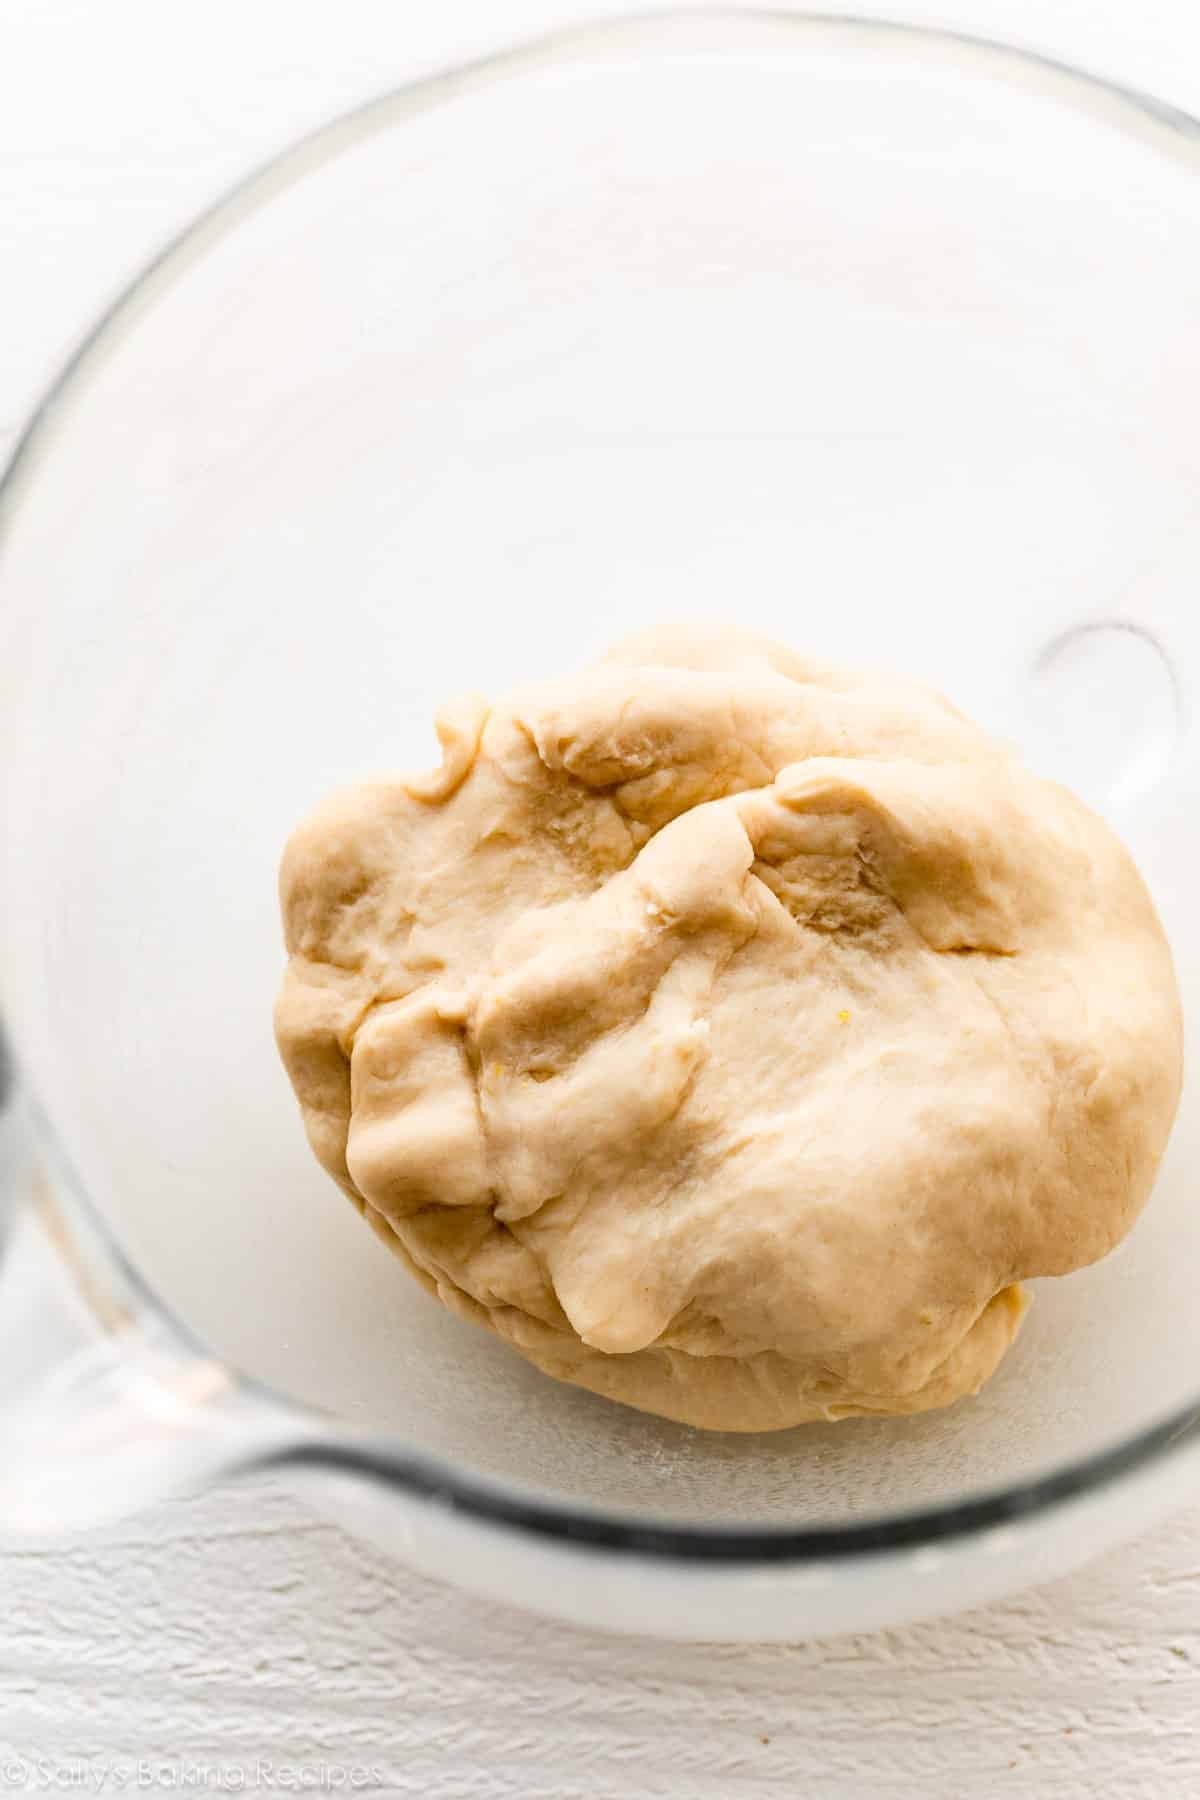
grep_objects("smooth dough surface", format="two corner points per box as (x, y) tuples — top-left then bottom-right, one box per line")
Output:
(275, 627), (1183, 1430)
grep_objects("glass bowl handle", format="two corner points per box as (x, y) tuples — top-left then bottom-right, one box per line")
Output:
(0, 1043), (300, 1536)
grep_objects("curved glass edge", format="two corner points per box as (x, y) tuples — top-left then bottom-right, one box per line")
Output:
(2, 8), (1199, 1563)
(269, 1404), (1200, 1562)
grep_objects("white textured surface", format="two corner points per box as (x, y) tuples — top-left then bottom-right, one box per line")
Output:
(4, 2), (1200, 1791)
(2, 1475), (1200, 1796)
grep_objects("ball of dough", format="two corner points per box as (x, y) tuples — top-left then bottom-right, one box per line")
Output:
(274, 627), (1182, 1431)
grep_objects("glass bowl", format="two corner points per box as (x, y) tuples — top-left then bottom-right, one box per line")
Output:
(2, 10), (1200, 1640)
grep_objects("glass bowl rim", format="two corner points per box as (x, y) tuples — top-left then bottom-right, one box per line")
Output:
(3, 5), (1199, 1565)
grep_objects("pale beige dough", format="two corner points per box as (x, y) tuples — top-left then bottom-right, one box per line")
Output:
(275, 626), (1183, 1430)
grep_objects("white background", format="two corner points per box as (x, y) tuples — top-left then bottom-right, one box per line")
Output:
(4, 2), (1200, 1794)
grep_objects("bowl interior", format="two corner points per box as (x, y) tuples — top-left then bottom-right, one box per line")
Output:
(4, 15), (1200, 1528)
